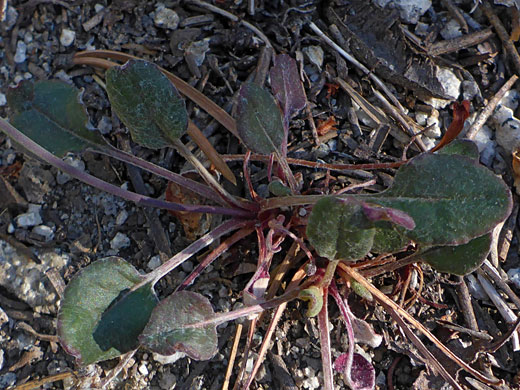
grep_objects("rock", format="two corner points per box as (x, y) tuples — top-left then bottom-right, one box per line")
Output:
(18, 162), (56, 204)
(138, 362), (149, 376)
(437, 67), (460, 100)
(0, 92), (6, 106)
(32, 225), (55, 242)
(181, 260), (193, 273)
(462, 80), (480, 101)
(5, 6), (18, 30)
(110, 232), (130, 250)
(97, 115), (112, 135)
(0, 372), (16, 388)
(0, 349), (4, 371)
(440, 18), (463, 40)
(59, 29), (76, 47)
(424, 109), (441, 138)
(56, 156), (86, 185)
(0, 307), (8, 327)
(147, 255), (162, 270)
(392, 0), (432, 24)
(159, 371), (177, 389)
(0, 240), (70, 313)
(154, 6), (179, 30)
(493, 104), (520, 155)
(507, 268), (520, 290)
(15, 204), (43, 227)
(14, 40), (27, 64)
(115, 209), (129, 225)
(152, 351), (185, 365)
(303, 46), (324, 70)
(472, 125), (496, 166)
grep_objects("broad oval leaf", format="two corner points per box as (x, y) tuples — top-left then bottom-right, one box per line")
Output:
(139, 291), (218, 361)
(420, 233), (492, 275)
(93, 284), (158, 353)
(371, 225), (409, 254)
(306, 197), (375, 261)
(57, 257), (150, 365)
(106, 60), (188, 149)
(367, 153), (512, 246)
(236, 83), (284, 155)
(6, 80), (106, 157)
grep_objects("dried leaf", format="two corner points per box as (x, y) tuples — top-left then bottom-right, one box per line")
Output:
(317, 116), (338, 136)
(269, 54), (306, 121)
(165, 180), (211, 240)
(430, 101), (470, 153)
(512, 148), (520, 194)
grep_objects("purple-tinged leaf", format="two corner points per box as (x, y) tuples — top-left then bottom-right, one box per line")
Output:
(106, 60), (188, 149)
(7, 80), (106, 157)
(298, 286), (323, 317)
(236, 83), (284, 155)
(362, 203), (415, 230)
(139, 291), (217, 361)
(351, 318), (382, 348)
(270, 54), (306, 122)
(334, 353), (376, 390)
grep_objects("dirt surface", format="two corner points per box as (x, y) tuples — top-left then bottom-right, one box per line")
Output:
(1, 0), (520, 389)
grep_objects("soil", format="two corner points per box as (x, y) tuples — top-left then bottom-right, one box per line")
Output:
(1, 0), (520, 389)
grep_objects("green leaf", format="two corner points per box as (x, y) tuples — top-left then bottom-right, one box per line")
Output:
(367, 153), (512, 246)
(268, 179), (292, 197)
(420, 233), (492, 275)
(6, 80), (106, 157)
(236, 83), (285, 155)
(139, 291), (218, 361)
(93, 284), (158, 353)
(436, 139), (479, 159)
(57, 257), (151, 365)
(298, 286), (323, 317)
(105, 60), (188, 149)
(371, 224), (409, 254)
(306, 197), (375, 261)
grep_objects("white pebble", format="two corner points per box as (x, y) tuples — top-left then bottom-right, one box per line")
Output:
(154, 7), (179, 29)
(0, 93), (6, 107)
(393, 0), (432, 24)
(14, 41), (27, 63)
(507, 268), (520, 290)
(115, 210), (129, 225)
(60, 28), (76, 47)
(32, 225), (54, 241)
(147, 255), (162, 270)
(138, 363), (149, 376)
(110, 232), (130, 250)
(15, 205), (42, 228)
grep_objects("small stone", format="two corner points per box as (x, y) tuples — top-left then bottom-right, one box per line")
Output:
(393, 0), (432, 24)
(147, 255), (162, 270)
(0, 372), (16, 388)
(115, 210), (129, 225)
(14, 41), (27, 63)
(153, 351), (185, 365)
(138, 363), (149, 376)
(462, 80), (480, 101)
(303, 46), (324, 70)
(97, 115), (112, 135)
(181, 260), (193, 273)
(7, 223), (14, 234)
(440, 18), (463, 40)
(110, 232), (130, 250)
(493, 105), (520, 155)
(0, 93), (6, 106)
(437, 67), (460, 100)
(159, 371), (177, 389)
(0, 349), (4, 371)
(15, 205), (42, 228)
(507, 268), (520, 290)
(5, 6), (18, 30)
(472, 125), (496, 166)
(0, 307), (8, 326)
(154, 7), (179, 30)
(32, 225), (55, 241)
(94, 3), (105, 12)
(56, 156), (86, 185)
(60, 28), (76, 47)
